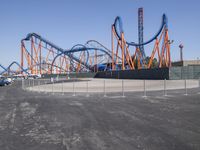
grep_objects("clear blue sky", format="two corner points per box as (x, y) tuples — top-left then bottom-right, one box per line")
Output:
(0, 0), (200, 68)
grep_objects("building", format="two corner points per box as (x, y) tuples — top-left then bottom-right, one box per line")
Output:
(172, 60), (200, 67)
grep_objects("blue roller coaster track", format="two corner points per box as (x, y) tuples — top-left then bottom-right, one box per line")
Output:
(22, 33), (113, 73)
(1, 13), (169, 76)
(113, 14), (168, 47)
(0, 61), (29, 75)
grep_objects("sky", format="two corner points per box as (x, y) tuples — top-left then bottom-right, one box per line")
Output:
(0, 0), (200, 68)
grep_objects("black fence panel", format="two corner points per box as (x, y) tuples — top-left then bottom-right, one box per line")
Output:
(94, 68), (169, 80)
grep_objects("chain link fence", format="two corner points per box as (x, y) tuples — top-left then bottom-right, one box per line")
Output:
(170, 66), (200, 79)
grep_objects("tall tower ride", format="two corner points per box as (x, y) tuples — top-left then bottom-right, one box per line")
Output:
(138, 8), (146, 59)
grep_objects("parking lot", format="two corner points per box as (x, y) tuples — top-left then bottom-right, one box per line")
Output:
(0, 80), (200, 150)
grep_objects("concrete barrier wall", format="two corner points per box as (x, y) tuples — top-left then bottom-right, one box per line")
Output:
(94, 68), (169, 80)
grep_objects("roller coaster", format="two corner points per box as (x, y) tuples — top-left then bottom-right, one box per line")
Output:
(112, 14), (171, 70)
(0, 61), (29, 76)
(0, 10), (171, 76)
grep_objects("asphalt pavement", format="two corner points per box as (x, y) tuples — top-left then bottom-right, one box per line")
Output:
(0, 81), (200, 150)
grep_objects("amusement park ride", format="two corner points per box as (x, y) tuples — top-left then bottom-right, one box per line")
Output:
(0, 8), (171, 76)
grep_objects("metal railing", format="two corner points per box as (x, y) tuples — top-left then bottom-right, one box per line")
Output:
(22, 78), (200, 98)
